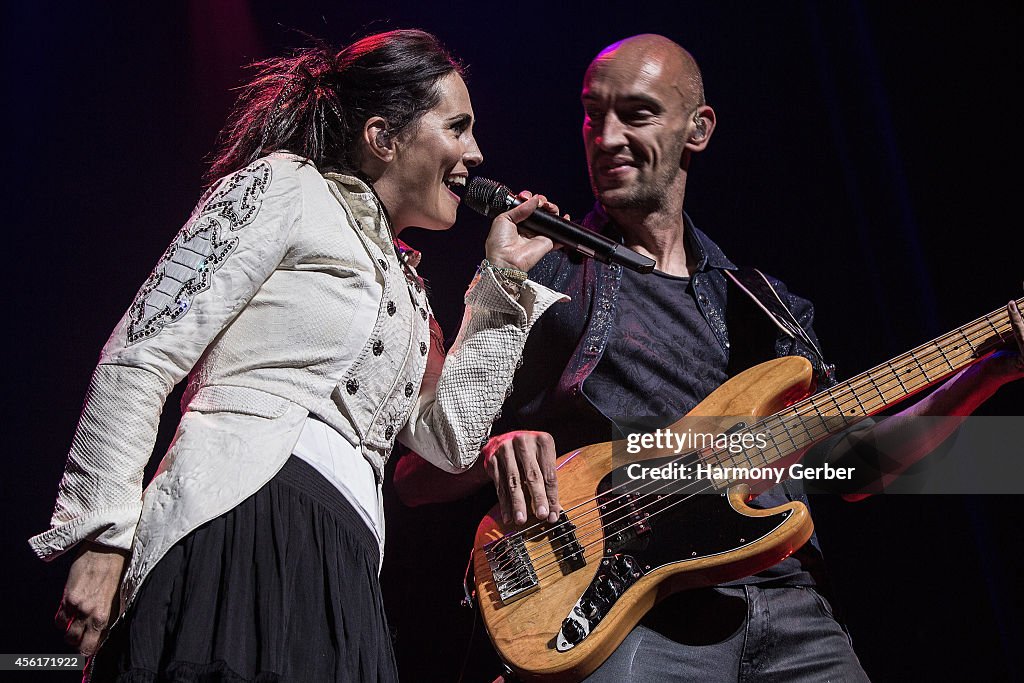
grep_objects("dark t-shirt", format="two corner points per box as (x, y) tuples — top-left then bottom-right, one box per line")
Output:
(585, 267), (819, 586)
(585, 269), (727, 429)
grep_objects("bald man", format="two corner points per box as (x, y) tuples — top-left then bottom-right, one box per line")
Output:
(394, 34), (1024, 681)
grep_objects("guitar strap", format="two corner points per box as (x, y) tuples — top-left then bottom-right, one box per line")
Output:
(725, 268), (836, 384)
(724, 267), (841, 513)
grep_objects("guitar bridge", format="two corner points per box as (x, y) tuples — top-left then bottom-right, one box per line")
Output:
(485, 534), (539, 604)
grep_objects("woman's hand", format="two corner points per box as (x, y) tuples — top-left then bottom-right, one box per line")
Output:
(484, 191), (564, 272)
(55, 544), (128, 655)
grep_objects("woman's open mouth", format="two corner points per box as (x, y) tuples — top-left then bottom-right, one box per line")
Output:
(443, 174), (467, 200)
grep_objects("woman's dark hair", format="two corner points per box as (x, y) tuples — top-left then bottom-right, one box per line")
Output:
(206, 29), (463, 183)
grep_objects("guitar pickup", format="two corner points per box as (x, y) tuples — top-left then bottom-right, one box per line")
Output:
(598, 491), (652, 551)
(485, 534), (539, 604)
(548, 511), (586, 573)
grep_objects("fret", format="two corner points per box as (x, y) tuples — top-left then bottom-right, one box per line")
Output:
(799, 418), (825, 445)
(866, 372), (888, 407)
(711, 451), (729, 470)
(957, 327), (979, 358)
(816, 389), (855, 430)
(914, 348), (941, 387)
(843, 380), (876, 415)
(752, 443), (770, 467)
(739, 441), (760, 470)
(887, 360), (909, 395)
(709, 446), (729, 470)
(792, 411), (823, 447)
(934, 340), (957, 373)
(896, 361), (921, 395)
(824, 387), (853, 420)
(897, 362), (929, 395)
(821, 388), (846, 415)
(717, 445), (738, 469)
(741, 423), (771, 468)
(806, 398), (832, 434)
(726, 440), (749, 470)
(800, 408), (830, 446)
(982, 313), (1007, 342)
(774, 415), (800, 452)
(908, 349), (932, 383)
(847, 383), (871, 417)
(822, 413), (852, 434)
(756, 439), (782, 468)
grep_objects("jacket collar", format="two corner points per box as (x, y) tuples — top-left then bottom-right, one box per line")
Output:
(322, 170), (403, 257)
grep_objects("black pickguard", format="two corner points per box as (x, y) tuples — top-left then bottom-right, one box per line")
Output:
(555, 455), (794, 650)
(596, 455), (789, 570)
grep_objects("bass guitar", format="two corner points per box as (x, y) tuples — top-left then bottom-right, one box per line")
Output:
(472, 297), (1021, 682)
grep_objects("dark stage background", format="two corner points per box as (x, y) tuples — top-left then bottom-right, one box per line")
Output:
(4, 1), (1023, 681)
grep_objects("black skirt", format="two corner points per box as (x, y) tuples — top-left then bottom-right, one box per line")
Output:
(90, 457), (398, 682)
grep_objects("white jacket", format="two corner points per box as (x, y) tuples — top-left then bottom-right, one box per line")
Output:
(29, 153), (565, 610)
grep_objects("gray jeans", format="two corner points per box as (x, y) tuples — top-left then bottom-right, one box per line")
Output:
(582, 585), (869, 682)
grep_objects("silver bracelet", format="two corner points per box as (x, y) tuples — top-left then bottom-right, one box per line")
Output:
(480, 259), (528, 286)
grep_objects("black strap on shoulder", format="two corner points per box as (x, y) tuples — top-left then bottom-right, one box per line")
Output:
(725, 267), (835, 382)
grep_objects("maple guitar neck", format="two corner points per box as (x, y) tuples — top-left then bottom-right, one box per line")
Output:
(704, 296), (1023, 488)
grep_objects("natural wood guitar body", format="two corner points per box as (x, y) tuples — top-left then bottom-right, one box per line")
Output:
(472, 356), (816, 682)
(471, 297), (1019, 682)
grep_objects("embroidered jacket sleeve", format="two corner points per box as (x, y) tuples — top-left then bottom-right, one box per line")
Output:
(399, 267), (567, 473)
(29, 159), (303, 561)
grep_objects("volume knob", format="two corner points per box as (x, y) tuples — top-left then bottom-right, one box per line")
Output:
(561, 617), (586, 645)
(580, 596), (607, 620)
(613, 555), (638, 578)
(595, 575), (623, 601)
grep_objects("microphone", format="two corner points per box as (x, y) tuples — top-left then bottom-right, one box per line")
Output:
(462, 177), (656, 274)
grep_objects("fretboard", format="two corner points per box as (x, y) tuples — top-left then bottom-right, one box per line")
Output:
(710, 297), (1021, 481)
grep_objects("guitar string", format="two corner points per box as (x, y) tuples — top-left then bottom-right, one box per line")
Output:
(483, 307), (1013, 571)
(484, 309), (1014, 574)
(494, 325), (1003, 588)
(482, 309), (1016, 585)
(502, 350), (972, 591)
(494, 300), (1016, 555)
(485, 328), (989, 578)
(492, 340), (1004, 596)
